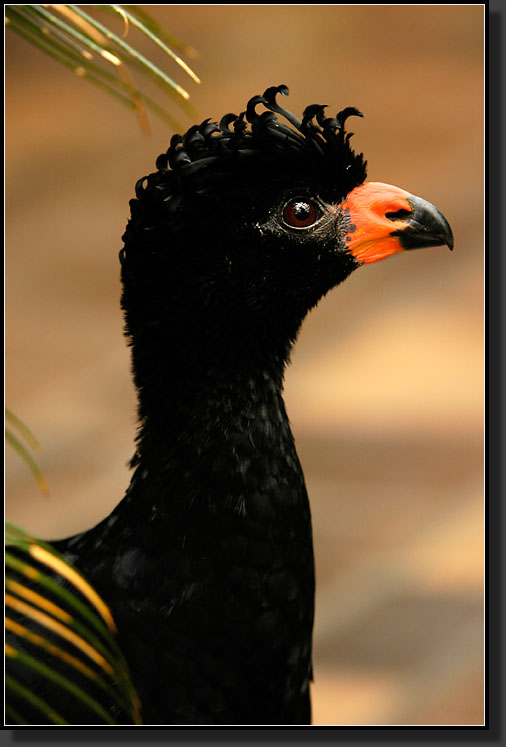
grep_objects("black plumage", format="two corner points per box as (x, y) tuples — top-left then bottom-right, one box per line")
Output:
(6, 85), (453, 725)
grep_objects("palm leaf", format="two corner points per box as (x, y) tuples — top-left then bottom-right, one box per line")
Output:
(5, 4), (200, 130)
(5, 523), (142, 725)
(123, 5), (199, 59)
(5, 409), (48, 496)
(5, 672), (68, 725)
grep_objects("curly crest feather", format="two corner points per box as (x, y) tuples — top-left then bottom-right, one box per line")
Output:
(135, 85), (366, 202)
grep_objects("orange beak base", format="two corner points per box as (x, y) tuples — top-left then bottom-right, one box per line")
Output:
(341, 182), (454, 265)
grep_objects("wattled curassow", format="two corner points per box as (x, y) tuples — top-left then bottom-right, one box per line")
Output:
(7, 85), (453, 726)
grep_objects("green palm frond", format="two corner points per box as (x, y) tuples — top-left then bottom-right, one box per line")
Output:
(5, 523), (142, 725)
(5, 409), (49, 496)
(5, 4), (200, 131)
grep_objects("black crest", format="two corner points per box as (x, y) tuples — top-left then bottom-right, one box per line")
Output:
(133, 85), (367, 207)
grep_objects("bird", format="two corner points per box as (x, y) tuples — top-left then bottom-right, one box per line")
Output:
(6, 85), (453, 726)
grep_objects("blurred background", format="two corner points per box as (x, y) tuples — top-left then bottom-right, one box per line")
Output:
(5, 5), (484, 726)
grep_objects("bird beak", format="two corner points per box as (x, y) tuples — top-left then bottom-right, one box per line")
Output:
(341, 181), (454, 265)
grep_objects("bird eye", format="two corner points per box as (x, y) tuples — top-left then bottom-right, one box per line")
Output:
(282, 199), (320, 229)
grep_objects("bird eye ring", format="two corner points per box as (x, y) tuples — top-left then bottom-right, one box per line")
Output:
(282, 199), (320, 229)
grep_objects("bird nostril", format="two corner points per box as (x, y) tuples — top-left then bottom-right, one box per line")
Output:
(385, 208), (411, 222)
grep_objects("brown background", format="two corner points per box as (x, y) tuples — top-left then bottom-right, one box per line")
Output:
(5, 5), (484, 726)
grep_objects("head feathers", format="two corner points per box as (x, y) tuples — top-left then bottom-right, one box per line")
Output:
(134, 85), (367, 208)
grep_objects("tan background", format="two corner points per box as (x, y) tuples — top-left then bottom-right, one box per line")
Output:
(5, 5), (484, 726)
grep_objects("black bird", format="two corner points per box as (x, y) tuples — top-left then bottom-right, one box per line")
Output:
(7, 85), (453, 726)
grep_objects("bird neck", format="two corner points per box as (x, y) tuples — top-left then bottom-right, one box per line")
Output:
(133, 351), (291, 476)
(123, 279), (309, 524)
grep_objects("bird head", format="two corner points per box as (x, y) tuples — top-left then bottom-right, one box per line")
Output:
(121, 85), (453, 366)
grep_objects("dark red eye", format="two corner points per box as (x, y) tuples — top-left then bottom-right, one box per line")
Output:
(282, 199), (320, 229)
